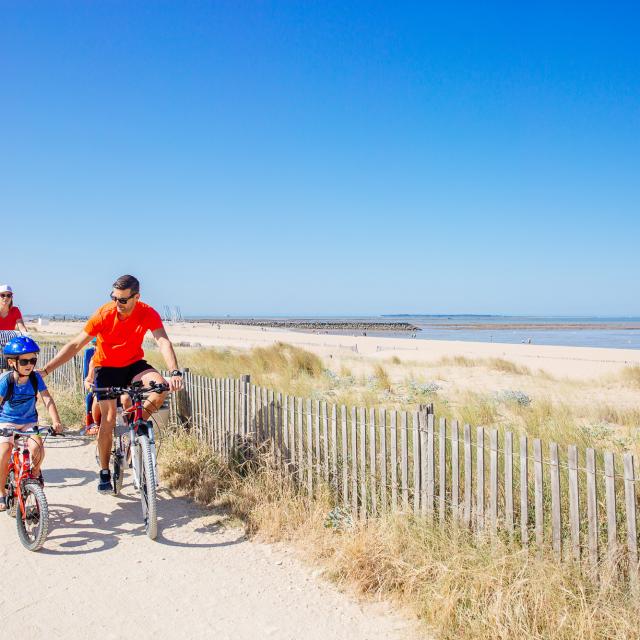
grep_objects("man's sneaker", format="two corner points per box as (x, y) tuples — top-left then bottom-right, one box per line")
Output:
(98, 470), (113, 494)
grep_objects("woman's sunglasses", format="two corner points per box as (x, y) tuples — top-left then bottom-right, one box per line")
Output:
(17, 357), (38, 366)
(0, 293), (12, 299)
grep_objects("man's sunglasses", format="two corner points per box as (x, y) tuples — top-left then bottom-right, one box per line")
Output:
(0, 293), (12, 299)
(110, 293), (137, 304)
(17, 358), (38, 366)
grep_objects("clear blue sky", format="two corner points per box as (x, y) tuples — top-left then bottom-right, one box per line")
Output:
(1, 2), (638, 317)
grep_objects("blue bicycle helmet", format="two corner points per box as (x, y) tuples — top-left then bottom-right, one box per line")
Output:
(3, 335), (40, 356)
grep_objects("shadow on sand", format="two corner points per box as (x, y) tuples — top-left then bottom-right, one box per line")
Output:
(42, 493), (243, 555)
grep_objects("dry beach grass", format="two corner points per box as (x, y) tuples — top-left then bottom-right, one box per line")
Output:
(160, 429), (640, 640)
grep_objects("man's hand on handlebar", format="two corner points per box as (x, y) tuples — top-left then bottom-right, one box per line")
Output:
(169, 374), (183, 393)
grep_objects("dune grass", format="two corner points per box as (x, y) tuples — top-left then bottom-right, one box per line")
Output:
(373, 364), (392, 392)
(437, 355), (533, 376)
(146, 342), (325, 398)
(149, 342), (638, 454)
(487, 358), (532, 375)
(160, 430), (640, 640)
(621, 365), (640, 388)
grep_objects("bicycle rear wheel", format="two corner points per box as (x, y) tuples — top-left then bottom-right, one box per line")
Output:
(112, 436), (125, 495)
(16, 483), (49, 551)
(138, 435), (157, 540)
(112, 453), (124, 495)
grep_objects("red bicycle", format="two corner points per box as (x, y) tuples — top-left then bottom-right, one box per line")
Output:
(2, 426), (59, 551)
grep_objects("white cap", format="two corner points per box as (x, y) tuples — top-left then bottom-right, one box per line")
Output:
(0, 284), (12, 294)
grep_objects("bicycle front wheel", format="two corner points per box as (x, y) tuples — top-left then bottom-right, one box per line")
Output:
(138, 435), (158, 540)
(16, 483), (49, 551)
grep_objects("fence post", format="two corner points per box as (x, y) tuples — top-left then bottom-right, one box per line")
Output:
(533, 438), (544, 550)
(369, 407), (377, 515)
(241, 374), (250, 436)
(451, 420), (459, 524)
(463, 424), (472, 528)
(390, 410), (398, 512)
(426, 413), (435, 521)
(520, 435), (529, 546)
(439, 418), (447, 525)
(568, 445), (580, 563)
(623, 453), (638, 585)
(176, 368), (191, 429)
(400, 411), (409, 512)
(604, 452), (618, 561)
(341, 405), (348, 507)
(476, 427), (485, 532)
(379, 408), (387, 513)
(550, 442), (562, 559)
(504, 431), (513, 537)
(412, 410), (420, 516)
(489, 429), (498, 535)
(586, 448), (599, 569)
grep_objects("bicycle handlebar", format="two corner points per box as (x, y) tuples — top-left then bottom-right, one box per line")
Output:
(0, 426), (61, 439)
(92, 380), (171, 400)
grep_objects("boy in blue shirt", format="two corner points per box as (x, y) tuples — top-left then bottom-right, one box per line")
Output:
(0, 336), (63, 511)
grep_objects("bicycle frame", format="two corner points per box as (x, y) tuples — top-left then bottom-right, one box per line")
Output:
(120, 390), (159, 490)
(6, 434), (41, 519)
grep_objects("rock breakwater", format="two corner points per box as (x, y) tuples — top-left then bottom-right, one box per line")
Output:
(193, 319), (420, 332)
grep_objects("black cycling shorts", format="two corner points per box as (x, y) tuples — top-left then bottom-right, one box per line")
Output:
(94, 359), (155, 400)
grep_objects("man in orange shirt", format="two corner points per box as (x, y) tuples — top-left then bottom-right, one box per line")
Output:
(42, 275), (184, 493)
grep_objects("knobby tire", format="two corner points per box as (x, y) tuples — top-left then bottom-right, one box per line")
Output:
(138, 434), (158, 540)
(16, 482), (49, 551)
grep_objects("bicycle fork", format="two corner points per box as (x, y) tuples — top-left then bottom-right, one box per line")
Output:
(129, 424), (159, 489)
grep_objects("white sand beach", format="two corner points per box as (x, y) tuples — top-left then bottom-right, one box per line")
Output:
(31, 320), (640, 380)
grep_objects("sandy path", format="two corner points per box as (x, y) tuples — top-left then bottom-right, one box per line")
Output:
(0, 434), (420, 640)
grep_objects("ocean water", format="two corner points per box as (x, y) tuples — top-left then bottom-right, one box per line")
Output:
(335, 316), (640, 349)
(191, 315), (640, 350)
(388, 316), (640, 349)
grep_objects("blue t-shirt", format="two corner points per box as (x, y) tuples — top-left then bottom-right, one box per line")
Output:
(0, 371), (47, 425)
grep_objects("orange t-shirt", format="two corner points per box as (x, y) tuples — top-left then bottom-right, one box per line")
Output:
(84, 301), (164, 368)
(0, 306), (22, 330)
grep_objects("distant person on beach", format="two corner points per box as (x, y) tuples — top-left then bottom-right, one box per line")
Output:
(0, 285), (27, 332)
(40, 274), (184, 494)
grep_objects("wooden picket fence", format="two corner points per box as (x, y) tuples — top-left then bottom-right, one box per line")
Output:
(170, 372), (640, 582)
(39, 345), (84, 391)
